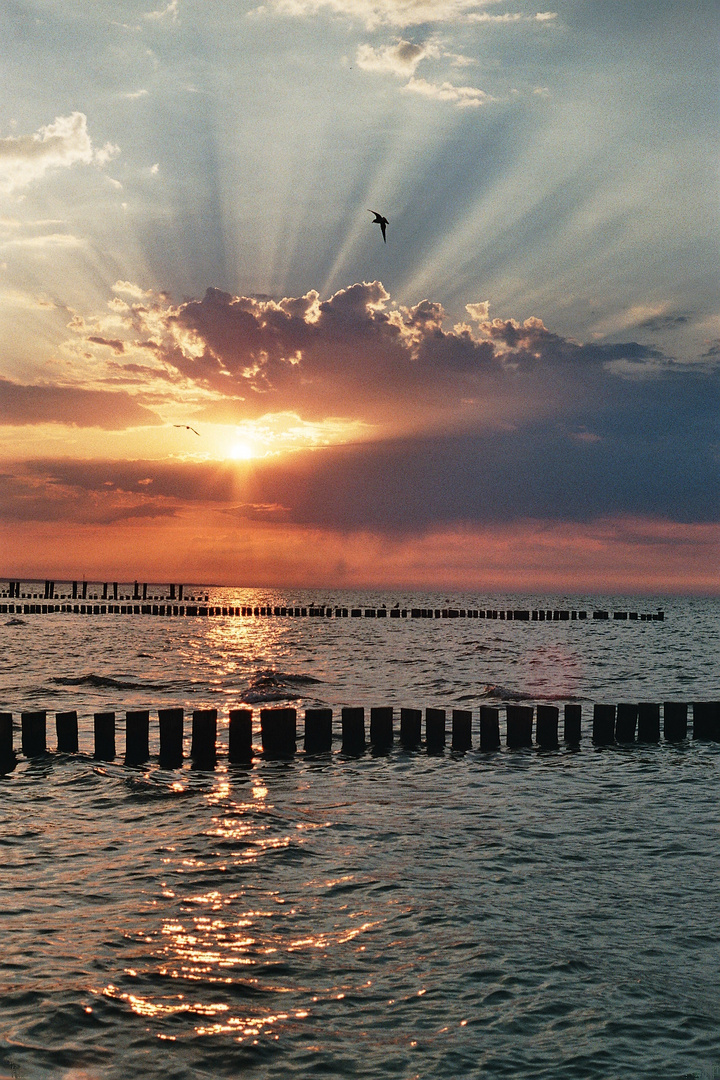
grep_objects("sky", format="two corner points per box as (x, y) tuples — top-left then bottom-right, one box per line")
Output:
(0, 0), (718, 591)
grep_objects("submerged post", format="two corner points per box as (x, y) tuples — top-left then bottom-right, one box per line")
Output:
(615, 703), (638, 743)
(451, 709), (472, 751)
(506, 705), (533, 748)
(191, 709), (217, 768)
(536, 704), (559, 749)
(692, 701), (720, 741)
(341, 707), (365, 754)
(125, 710), (150, 765)
(400, 707), (421, 748)
(304, 708), (333, 754)
(369, 707), (393, 750)
(0, 712), (14, 763)
(592, 704), (616, 746)
(229, 708), (253, 762)
(21, 711), (46, 757)
(425, 708), (446, 751)
(260, 707), (296, 758)
(94, 712), (116, 761)
(56, 710), (79, 753)
(637, 702), (660, 743)
(479, 706), (500, 752)
(158, 707), (184, 768)
(663, 701), (687, 741)
(564, 703), (582, 745)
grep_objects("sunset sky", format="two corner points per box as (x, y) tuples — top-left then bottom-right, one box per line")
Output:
(1, 0), (718, 591)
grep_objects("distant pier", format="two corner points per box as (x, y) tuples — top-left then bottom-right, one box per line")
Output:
(1, 700), (717, 771)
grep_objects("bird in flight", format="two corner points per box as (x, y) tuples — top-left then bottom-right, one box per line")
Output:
(174, 424), (200, 436)
(368, 209), (389, 243)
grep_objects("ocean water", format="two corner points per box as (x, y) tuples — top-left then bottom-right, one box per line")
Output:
(0, 589), (719, 1080)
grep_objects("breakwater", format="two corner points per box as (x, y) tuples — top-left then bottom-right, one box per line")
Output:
(2, 700), (717, 769)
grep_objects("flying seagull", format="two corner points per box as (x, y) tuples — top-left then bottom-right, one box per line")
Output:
(174, 424), (200, 436)
(368, 209), (389, 243)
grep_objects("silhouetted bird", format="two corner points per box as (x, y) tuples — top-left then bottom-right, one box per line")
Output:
(368, 210), (389, 243)
(174, 424), (200, 436)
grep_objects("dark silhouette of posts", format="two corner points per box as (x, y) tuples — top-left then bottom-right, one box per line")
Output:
(21, 711), (46, 757)
(0, 712), (14, 763)
(304, 708), (333, 754)
(94, 712), (116, 760)
(229, 708), (253, 762)
(615, 703), (638, 743)
(536, 705), (559, 749)
(425, 708), (446, 751)
(159, 707), (184, 768)
(125, 710), (149, 765)
(191, 709), (217, 768)
(663, 702), (687, 741)
(593, 704), (616, 745)
(451, 709), (472, 750)
(479, 706), (500, 751)
(400, 708), (421, 748)
(506, 705), (533, 748)
(370, 707), (393, 749)
(341, 707), (365, 754)
(637, 703), (660, 743)
(56, 711), (78, 753)
(564, 704), (582, 745)
(260, 707), (296, 758)
(693, 701), (720, 741)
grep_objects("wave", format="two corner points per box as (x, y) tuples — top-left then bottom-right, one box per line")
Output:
(50, 673), (173, 692)
(244, 669), (322, 704)
(479, 683), (583, 702)
(5, 617), (26, 626)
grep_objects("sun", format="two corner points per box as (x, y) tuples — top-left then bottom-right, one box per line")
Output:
(229, 440), (255, 460)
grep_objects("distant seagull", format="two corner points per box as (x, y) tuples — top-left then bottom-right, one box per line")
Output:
(368, 209), (389, 243)
(174, 424), (200, 436)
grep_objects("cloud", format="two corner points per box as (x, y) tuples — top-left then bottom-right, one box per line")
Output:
(0, 379), (163, 429)
(0, 113), (119, 194)
(403, 76), (490, 107)
(265, 0), (507, 30)
(144, 0), (179, 21)
(356, 39), (438, 77)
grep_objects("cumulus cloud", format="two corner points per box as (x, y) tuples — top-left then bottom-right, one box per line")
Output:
(356, 39), (438, 77)
(0, 378), (163, 429)
(403, 75), (490, 106)
(265, 0), (557, 28)
(0, 113), (119, 194)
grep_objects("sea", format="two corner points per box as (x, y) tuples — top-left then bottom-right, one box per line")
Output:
(0, 587), (718, 1080)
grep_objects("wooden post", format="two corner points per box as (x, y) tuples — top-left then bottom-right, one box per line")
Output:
(21, 711), (46, 757)
(425, 708), (446, 750)
(637, 703), (660, 743)
(592, 704), (616, 745)
(125, 710), (149, 764)
(564, 703), (582, 744)
(191, 709), (217, 768)
(506, 704), (533, 748)
(56, 710), (79, 753)
(369, 707), (393, 749)
(479, 706), (500, 751)
(94, 712), (116, 760)
(692, 701), (720, 741)
(0, 712), (14, 763)
(400, 707), (421, 748)
(229, 708), (253, 762)
(304, 708), (333, 754)
(260, 707), (296, 757)
(158, 707), (184, 768)
(663, 702), (687, 741)
(451, 709), (472, 751)
(536, 704), (559, 749)
(615, 703), (638, 743)
(341, 707), (365, 754)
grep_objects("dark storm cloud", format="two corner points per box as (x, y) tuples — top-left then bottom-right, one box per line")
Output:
(0, 378), (163, 429)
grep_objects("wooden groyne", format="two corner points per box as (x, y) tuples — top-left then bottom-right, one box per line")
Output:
(1, 602), (665, 623)
(1, 701), (717, 769)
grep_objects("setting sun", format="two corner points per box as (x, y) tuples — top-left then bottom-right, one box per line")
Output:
(229, 441), (256, 461)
